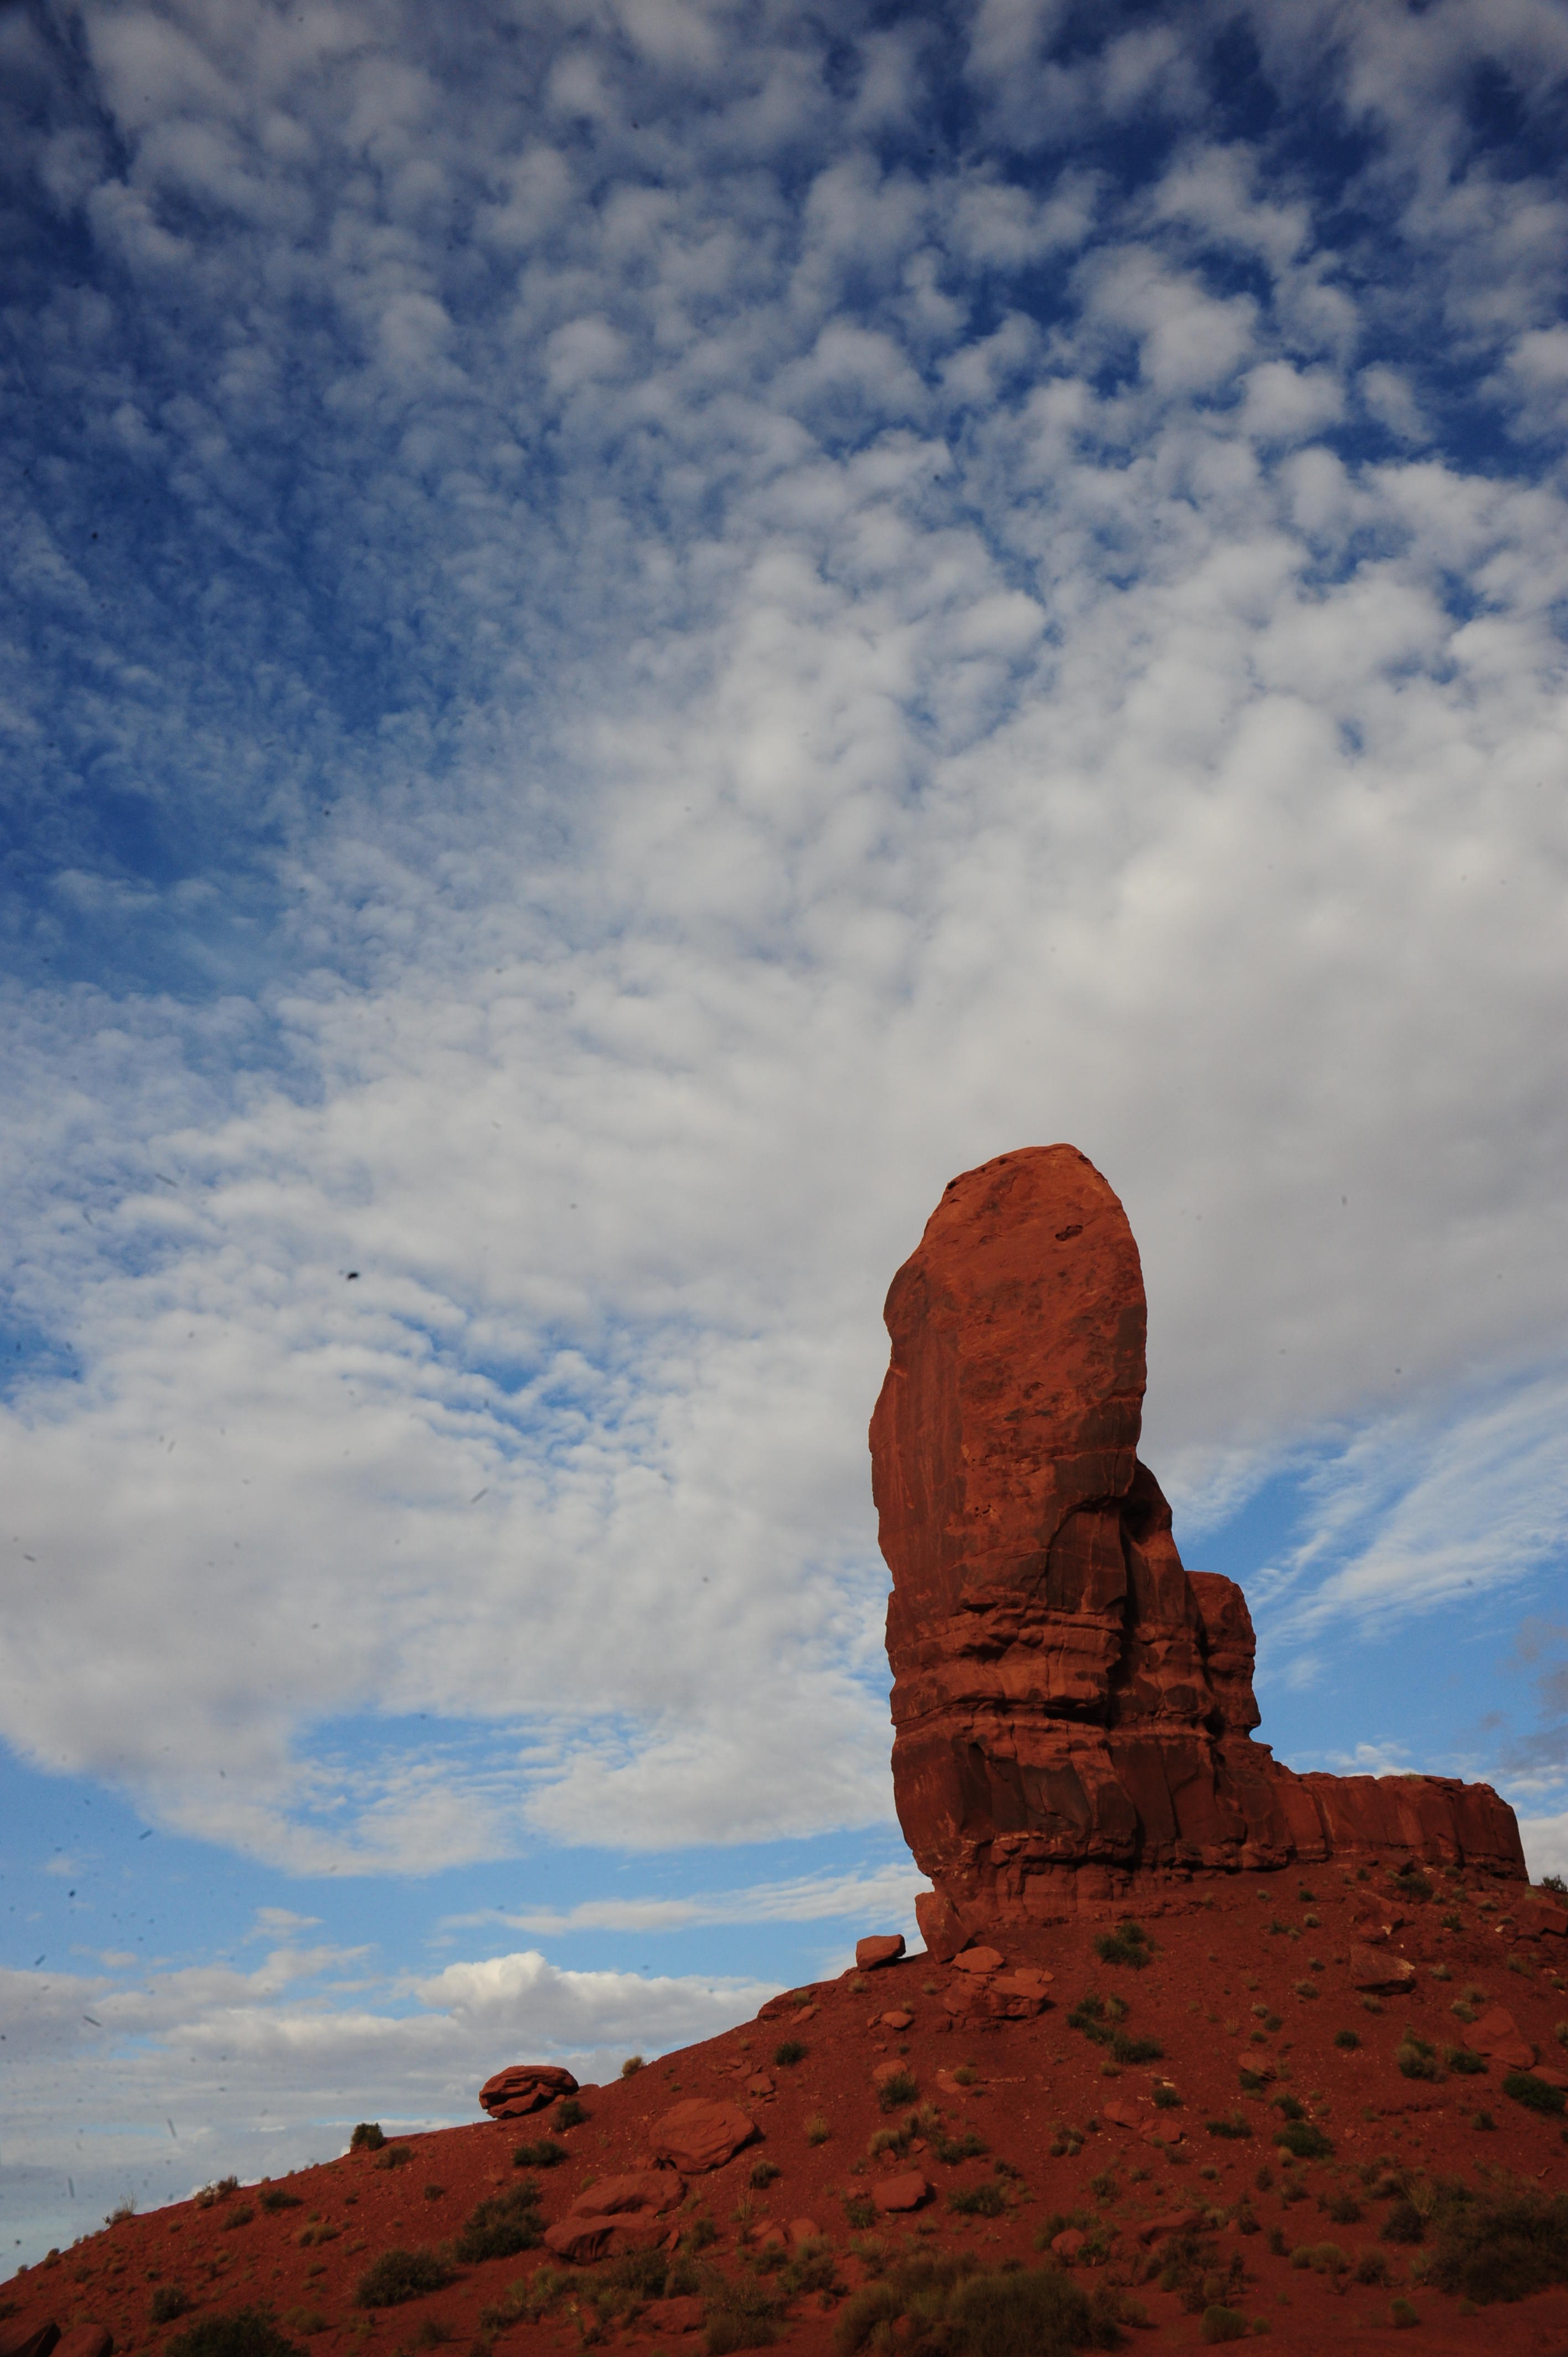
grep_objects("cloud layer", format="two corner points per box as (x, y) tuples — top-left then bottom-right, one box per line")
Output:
(1, 1), (1565, 1889)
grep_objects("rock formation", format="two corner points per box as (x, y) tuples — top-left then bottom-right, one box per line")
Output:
(870, 1145), (1525, 1954)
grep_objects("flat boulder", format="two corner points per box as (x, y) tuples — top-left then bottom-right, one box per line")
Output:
(569, 2171), (682, 2218)
(543, 2212), (668, 2263)
(1518, 1894), (1568, 1939)
(1463, 2005), (1536, 2070)
(1138, 2208), (1204, 2245)
(880, 2010), (914, 2030)
(953, 1946), (1004, 1976)
(872, 2171), (931, 2212)
(856, 1934), (906, 1969)
(642, 2297), (704, 2335)
(1348, 1944), (1416, 1993)
(871, 2058), (913, 2087)
(479, 2062), (579, 2119)
(788, 2218), (822, 2246)
(650, 2096), (756, 2173)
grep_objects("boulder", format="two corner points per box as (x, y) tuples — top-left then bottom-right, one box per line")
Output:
(1518, 1894), (1568, 1939)
(871, 2058), (912, 2087)
(642, 2297), (704, 2335)
(1348, 1945), (1416, 1994)
(1050, 2228), (1086, 2260)
(870, 1146), (1526, 1938)
(746, 2072), (776, 2097)
(856, 1935), (906, 1969)
(649, 2097), (756, 2173)
(952, 1947), (1004, 1977)
(55, 2332), (112, 2357)
(872, 2171), (931, 2212)
(0, 2327), (60, 2357)
(569, 2172), (682, 2218)
(880, 2010), (914, 2030)
(1138, 2208), (1205, 2245)
(479, 2063), (578, 2119)
(1463, 2006), (1536, 2070)
(788, 2217), (822, 2246)
(543, 2212), (668, 2262)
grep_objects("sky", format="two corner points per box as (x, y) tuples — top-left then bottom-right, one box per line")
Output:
(2, 0), (1567, 2271)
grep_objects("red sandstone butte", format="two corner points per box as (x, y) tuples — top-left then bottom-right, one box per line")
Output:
(869, 1145), (1525, 1952)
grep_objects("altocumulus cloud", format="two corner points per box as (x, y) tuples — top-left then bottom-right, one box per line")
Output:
(2, 0), (1568, 2241)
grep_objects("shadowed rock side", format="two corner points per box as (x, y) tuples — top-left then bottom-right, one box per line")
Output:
(870, 1145), (1525, 1955)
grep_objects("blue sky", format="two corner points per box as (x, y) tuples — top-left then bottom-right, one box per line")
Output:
(3, 0), (1568, 2270)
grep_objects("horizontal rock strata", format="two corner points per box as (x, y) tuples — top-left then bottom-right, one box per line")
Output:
(870, 1145), (1525, 1949)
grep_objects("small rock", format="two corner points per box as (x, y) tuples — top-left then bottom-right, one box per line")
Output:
(788, 2217), (822, 2246)
(872, 2171), (931, 2212)
(856, 1934), (906, 1970)
(1050, 2228), (1086, 2260)
(746, 2072), (776, 2097)
(871, 2058), (912, 2086)
(568, 2173), (682, 2219)
(880, 2010), (914, 2030)
(935, 2068), (981, 2100)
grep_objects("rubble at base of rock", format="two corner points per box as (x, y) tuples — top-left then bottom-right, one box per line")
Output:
(871, 1145), (1527, 1951)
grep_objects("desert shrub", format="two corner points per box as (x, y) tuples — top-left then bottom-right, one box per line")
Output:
(1292, 1980), (1319, 2001)
(1393, 1866), (1433, 1903)
(703, 2275), (781, 2353)
(1153, 2083), (1181, 2109)
(194, 2178), (240, 2209)
(931, 2126), (989, 2165)
(1356, 2252), (1389, 2286)
(834, 2253), (1122, 2357)
(349, 2124), (385, 2153)
(1275, 2122), (1333, 2161)
(773, 2039), (807, 2067)
(1389, 2297), (1420, 2327)
(1543, 1875), (1568, 1895)
(1427, 2189), (1568, 2304)
(354, 2250), (456, 2308)
(750, 2159), (780, 2189)
(832, 2282), (902, 2354)
(1093, 1922), (1153, 1970)
(512, 2137), (566, 2169)
(1504, 2072), (1567, 2116)
(456, 2182), (543, 2262)
(1110, 2031), (1163, 2065)
(1322, 2188), (1361, 2225)
(373, 2146), (412, 2171)
(1199, 2307), (1247, 2343)
(950, 2182), (1007, 2218)
(1381, 2200), (1426, 2246)
(878, 2069), (919, 2112)
(1288, 2242), (1346, 2278)
(258, 2188), (302, 2212)
(1205, 2114), (1252, 2141)
(1272, 2093), (1304, 2122)
(842, 2194), (876, 2231)
(1443, 2047), (1487, 2076)
(278, 2311), (326, 2340)
(151, 2287), (192, 2324)
(1473, 2109), (1497, 2132)
(422, 2184), (445, 2202)
(1396, 2038), (1441, 2082)
(1333, 2029), (1360, 2051)
(621, 2055), (644, 2077)
(167, 2316), (303, 2357)
(221, 2207), (254, 2232)
(806, 2116), (831, 2145)
(555, 2098), (586, 2127)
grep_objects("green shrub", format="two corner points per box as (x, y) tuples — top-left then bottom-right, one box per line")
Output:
(455, 2182), (543, 2262)
(1427, 2189), (1568, 2304)
(931, 2126), (989, 2165)
(1111, 2031), (1163, 2065)
(949, 2181), (1007, 2218)
(1443, 2048), (1486, 2076)
(773, 2040), (807, 2067)
(151, 2287), (192, 2324)
(1389, 2297), (1419, 2327)
(354, 2250), (456, 2308)
(220, 2207), (254, 2232)
(1504, 2072), (1567, 2116)
(1205, 2114), (1252, 2141)
(1275, 2122), (1333, 2160)
(373, 2145), (412, 2171)
(704, 2274), (782, 2353)
(1396, 2039), (1441, 2082)
(1381, 2200), (1425, 2246)
(878, 2068), (919, 2112)
(842, 2194), (875, 2231)
(555, 2097), (586, 2127)
(258, 2187), (302, 2212)
(620, 2055), (643, 2077)
(832, 2252), (1121, 2357)
(750, 2159), (780, 2189)
(348, 2124), (385, 2152)
(1094, 1923), (1153, 1970)
(167, 2313), (303, 2357)
(1322, 2188), (1361, 2225)
(512, 2137), (566, 2168)
(1333, 2029), (1360, 2051)
(1199, 2305), (1247, 2343)
(1152, 2083), (1181, 2109)
(1272, 2094), (1304, 2123)
(1356, 2252), (1389, 2286)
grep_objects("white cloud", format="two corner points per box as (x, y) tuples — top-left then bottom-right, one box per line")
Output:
(458, 1860), (926, 1937)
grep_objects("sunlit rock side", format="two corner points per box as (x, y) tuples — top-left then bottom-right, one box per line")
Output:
(870, 1144), (1525, 1956)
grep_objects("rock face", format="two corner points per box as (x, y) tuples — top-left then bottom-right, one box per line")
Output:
(870, 1145), (1526, 1949)
(478, 2063), (578, 2118)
